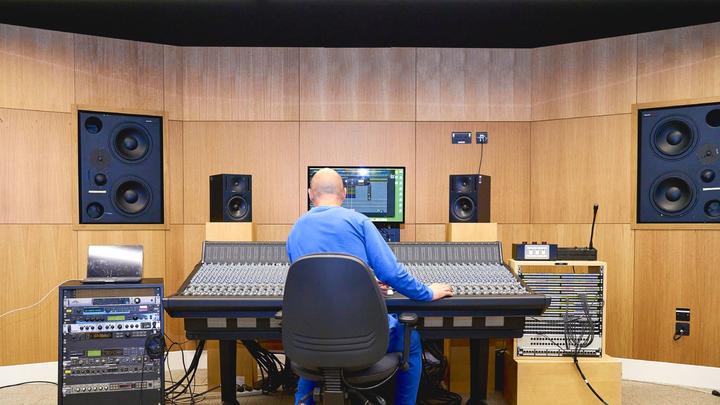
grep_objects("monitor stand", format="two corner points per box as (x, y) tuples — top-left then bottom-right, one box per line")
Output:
(374, 223), (400, 242)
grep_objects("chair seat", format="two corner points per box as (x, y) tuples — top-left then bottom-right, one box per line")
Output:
(291, 352), (401, 386)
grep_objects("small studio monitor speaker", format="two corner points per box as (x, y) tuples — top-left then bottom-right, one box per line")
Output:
(209, 174), (252, 222)
(78, 110), (164, 224)
(637, 101), (720, 224)
(449, 174), (491, 223)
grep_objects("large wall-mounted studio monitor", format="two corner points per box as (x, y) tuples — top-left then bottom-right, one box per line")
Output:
(636, 101), (720, 224)
(449, 174), (491, 223)
(307, 167), (405, 223)
(78, 110), (164, 224)
(209, 174), (253, 222)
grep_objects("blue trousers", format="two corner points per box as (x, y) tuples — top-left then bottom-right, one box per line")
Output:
(295, 321), (423, 405)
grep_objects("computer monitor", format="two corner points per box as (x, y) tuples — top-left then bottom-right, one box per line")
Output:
(307, 166), (405, 223)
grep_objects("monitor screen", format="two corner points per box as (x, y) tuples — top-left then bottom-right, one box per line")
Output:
(307, 166), (405, 223)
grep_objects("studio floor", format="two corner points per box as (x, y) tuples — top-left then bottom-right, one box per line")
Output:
(1, 369), (718, 405)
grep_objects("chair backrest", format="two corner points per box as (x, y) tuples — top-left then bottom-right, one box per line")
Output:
(282, 253), (389, 370)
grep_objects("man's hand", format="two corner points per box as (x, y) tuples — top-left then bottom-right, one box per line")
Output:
(429, 283), (453, 301)
(377, 281), (393, 295)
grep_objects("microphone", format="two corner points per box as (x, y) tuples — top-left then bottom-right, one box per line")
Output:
(588, 203), (599, 250)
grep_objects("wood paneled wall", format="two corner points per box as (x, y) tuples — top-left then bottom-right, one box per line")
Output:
(1, 21), (720, 368)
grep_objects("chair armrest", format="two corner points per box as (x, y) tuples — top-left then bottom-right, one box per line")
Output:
(398, 313), (418, 371)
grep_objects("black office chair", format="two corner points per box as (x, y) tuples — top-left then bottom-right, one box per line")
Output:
(282, 253), (418, 405)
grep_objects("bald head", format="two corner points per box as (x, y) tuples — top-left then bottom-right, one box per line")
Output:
(309, 168), (346, 207)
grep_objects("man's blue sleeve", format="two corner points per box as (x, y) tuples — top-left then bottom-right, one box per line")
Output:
(286, 231), (295, 263)
(362, 220), (433, 302)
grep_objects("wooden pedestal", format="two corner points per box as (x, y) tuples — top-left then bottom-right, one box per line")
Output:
(446, 222), (498, 242)
(504, 353), (622, 405)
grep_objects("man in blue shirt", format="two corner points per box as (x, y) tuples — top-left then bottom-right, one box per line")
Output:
(287, 168), (453, 405)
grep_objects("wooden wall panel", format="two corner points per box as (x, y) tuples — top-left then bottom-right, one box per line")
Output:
(300, 48), (415, 121)
(255, 225), (292, 242)
(298, 122), (416, 222)
(531, 115), (631, 224)
(633, 230), (720, 367)
(532, 35), (637, 120)
(183, 122), (300, 224)
(76, 230), (166, 279)
(399, 225), (416, 242)
(417, 48), (531, 121)
(0, 225), (77, 365)
(0, 108), (73, 223)
(0, 24), (74, 112)
(416, 122), (531, 224)
(638, 22), (720, 103)
(530, 224), (634, 358)
(164, 46), (184, 120)
(165, 225), (205, 343)
(74, 35), (164, 111)
(167, 121), (184, 224)
(182, 47), (298, 121)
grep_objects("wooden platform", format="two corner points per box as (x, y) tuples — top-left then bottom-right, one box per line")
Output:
(504, 354), (622, 405)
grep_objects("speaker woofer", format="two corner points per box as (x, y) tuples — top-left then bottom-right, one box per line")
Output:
(451, 196), (475, 221)
(452, 176), (474, 193)
(650, 174), (695, 216)
(227, 195), (250, 220)
(112, 178), (152, 216)
(651, 118), (696, 158)
(111, 123), (151, 162)
(86, 202), (104, 219)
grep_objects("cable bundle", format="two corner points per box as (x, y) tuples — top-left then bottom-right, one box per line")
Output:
(163, 336), (214, 404)
(241, 340), (297, 394)
(563, 294), (608, 405)
(417, 340), (462, 405)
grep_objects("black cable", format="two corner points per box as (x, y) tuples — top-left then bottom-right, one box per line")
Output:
(476, 142), (484, 175)
(168, 384), (220, 404)
(417, 340), (461, 405)
(564, 294), (608, 405)
(240, 340), (296, 394)
(165, 339), (202, 393)
(0, 381), (58, 390)
(165, 340), (206, 400)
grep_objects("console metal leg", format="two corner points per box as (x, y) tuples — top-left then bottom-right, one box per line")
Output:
(219, 339), (239, 405)
(467, 338), (489, 405)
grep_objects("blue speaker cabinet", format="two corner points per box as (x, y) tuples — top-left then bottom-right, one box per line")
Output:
(78, 110), (164, 224)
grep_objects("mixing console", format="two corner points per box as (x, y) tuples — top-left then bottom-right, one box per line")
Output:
(177, 242), (530, 298)
(164, 242), (549, 405)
